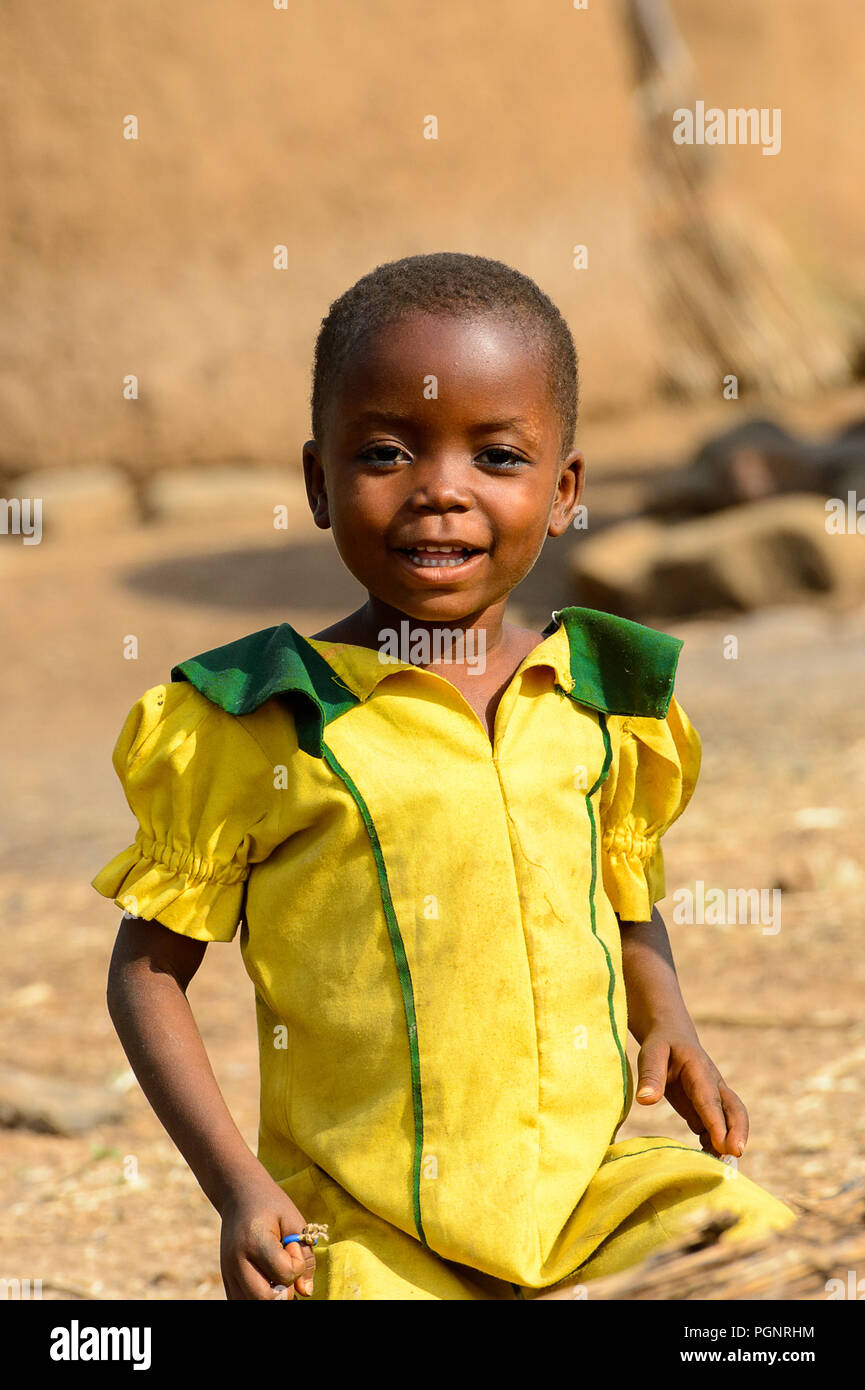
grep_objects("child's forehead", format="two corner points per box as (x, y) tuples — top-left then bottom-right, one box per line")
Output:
(340, 311), (552, 399)
(366, 308), (534, 352)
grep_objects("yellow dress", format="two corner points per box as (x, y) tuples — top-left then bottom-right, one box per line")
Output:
(91, 606), (795, 1299)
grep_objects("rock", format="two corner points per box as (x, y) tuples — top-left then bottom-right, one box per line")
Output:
(793, 807), (844, 830)
(643, 415), (865, 521)
(8, 981), (54, 1009)
(146, 466), (308, 526)
(643, 418), (814, 520)
(566, 518), (666, 620)
(811, 422), (865, 496)
(694, 417), (815, 494)
(8, 467), (138, 539)
(570, 494), (865, 618)
(0, 1064), (124, 1136)
(770, 856), (817, 893)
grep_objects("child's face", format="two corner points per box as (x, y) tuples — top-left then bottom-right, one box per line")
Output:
(303, 311), (584, 625)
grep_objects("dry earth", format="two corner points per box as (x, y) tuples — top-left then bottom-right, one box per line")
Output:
(2, 417), (864, 1300)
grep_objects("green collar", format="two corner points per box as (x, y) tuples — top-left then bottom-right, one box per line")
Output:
(540, 607), (682, 720)
(170, 606), (682, 757)
(170, 625), (358, 758)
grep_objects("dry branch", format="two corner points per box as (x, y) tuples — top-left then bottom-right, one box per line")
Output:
(583, 1180), (865, 1300)
(620, 0), (858, 399)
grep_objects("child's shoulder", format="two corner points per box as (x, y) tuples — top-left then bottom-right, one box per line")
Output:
(158, 610), (685, 754)
(113, 675), (274, 778)
(548, 606), (683, 720)
(168, 621), (354, 758)
(169, 622), (319, 712)
(107, 625), (313, 769)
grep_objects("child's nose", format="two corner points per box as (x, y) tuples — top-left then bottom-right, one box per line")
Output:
(405, 453), (476, 504)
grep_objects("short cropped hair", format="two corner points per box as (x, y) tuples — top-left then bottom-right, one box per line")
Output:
(310, 252), (578, 458)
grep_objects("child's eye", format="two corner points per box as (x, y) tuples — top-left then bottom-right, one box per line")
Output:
(477, 447), (527, 471)
(357, 443), (411, 466)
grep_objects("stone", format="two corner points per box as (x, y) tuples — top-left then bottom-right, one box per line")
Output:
(566, 518), (665, 620)
(570, 494), (865, 618)
(146, 466), (308, 527)
(9, 466), (138, 538)
(0, 1064), (124, 1136)
(642, 415), (865, 522)
(643, 418), (814, 520)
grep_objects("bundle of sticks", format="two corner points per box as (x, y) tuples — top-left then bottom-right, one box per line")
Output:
(584, 1180), (865, 1300)
(620, 0), (857, 399)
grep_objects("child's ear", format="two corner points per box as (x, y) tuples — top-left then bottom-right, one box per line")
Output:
(548, 449), (585, 537)
(302, 440), (331, 529)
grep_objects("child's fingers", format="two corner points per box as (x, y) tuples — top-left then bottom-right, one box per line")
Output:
(229, 1255), (293, 1302)
(720, 1082), (749, 1157)
(683, 1074), (728, 1154)
(245, 1222), (316, 1298)
(634, 1036), (671, 1103)
(667, 1086), (704, 1139)
(276, 1230), (317, 1298)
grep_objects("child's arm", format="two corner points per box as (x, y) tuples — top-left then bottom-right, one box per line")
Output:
(618, 907), (748, 1159)
(107, 915), (316, 1300)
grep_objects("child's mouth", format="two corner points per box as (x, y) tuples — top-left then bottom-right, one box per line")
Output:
(397, 545), (484, 570)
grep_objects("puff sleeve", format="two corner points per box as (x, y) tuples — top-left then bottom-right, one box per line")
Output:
(91, 682), (285, 942)
(599, 695), (701, 922)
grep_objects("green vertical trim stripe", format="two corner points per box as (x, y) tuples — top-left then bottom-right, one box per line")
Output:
(321, 743), (428, 1249)
(585, 714), (629, 1120)
(536, 715), (631, 1297)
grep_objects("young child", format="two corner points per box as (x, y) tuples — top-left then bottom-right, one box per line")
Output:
(94, 252), (795, 1301)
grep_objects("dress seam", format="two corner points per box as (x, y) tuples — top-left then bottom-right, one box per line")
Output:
(320, 741), (428, 1250)
(585, 714), (629, 1123)
(490, 750), (544, 1279)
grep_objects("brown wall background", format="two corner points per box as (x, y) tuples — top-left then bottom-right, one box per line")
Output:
(3, 0), (864, 472)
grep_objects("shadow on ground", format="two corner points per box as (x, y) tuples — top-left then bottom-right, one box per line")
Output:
(119, 535), (589, 628)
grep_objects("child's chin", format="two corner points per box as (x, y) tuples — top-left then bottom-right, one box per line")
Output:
(371, 589), (487, 627)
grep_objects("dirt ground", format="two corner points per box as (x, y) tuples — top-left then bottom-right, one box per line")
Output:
(2, 403), (864, 1300)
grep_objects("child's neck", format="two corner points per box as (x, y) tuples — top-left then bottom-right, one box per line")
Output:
(319, 597), (515, 662)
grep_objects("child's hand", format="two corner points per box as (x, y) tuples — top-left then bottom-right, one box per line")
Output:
(634, 1026), (749, 1159)
(219, 1172), (319, 1300)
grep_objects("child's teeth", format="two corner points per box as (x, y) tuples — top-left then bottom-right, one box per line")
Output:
(407, 547), (472, 567)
